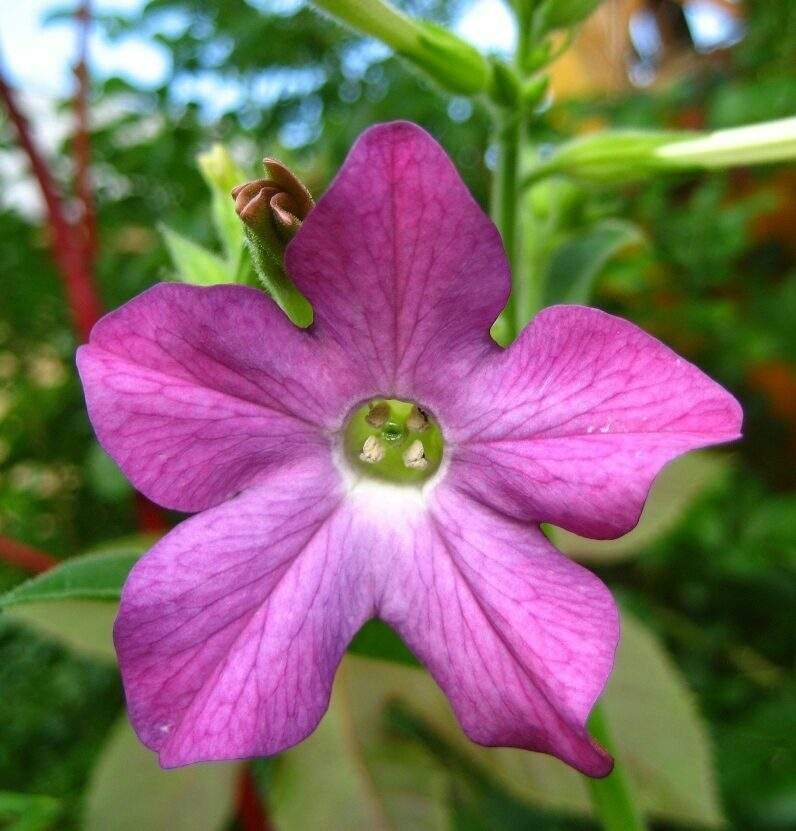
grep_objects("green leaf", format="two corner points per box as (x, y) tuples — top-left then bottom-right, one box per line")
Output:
(3, 601), (119, 661)
(542, 218), (645, 306)
(84, 717), (239, 831)
(336, 612), (723, 828)
(533, 0), (602, 38)
(160, 224), (236, 285)
(549, 451), (731, 563)
(718, 685), (796, 827)
(271, 660), (449, 831)
(196, 144), (248, 271)
(0, 543), (146, 608)
(603, 613), (724, 827)
(0, 792), (61, 831)
(0, 541), (148, 660)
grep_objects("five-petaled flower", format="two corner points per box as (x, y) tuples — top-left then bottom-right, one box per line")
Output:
(77, 122), (742, 776)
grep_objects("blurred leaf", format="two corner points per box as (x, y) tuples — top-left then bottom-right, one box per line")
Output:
(542, 218), (645, 305)
(533, 0), (602, 37)
(549, 451), (731, 563)
(0, 620), (122, 813)
(0, 792), (61, 831)
(84, 717), (238, 831)
(271, 661), (449, 831)
(603, 612), (724, 827)
(160, 225), (235, 285)
(337, 612), (723, 828)
(196, 144), (248, 270)
(86, 443), (132, 502)
(349, 619), (420, 666)
(718, 685), (796, 828)
(3, 601), (118, 661)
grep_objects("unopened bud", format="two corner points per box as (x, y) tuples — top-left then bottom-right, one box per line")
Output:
(231, 158), (314, 243)
(231, 157), (314, 328)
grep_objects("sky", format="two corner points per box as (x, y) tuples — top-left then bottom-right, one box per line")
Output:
(0, 0), (516, 98)
(0, 0), (743, 109)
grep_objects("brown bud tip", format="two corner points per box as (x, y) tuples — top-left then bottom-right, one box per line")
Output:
(231, 159), (314, 242)
(264, 158), (315, 220)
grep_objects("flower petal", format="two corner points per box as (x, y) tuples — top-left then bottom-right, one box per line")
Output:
(115, 459), (374, 768)
(285, 121), (509, 411)
(77, 282), (349, 512)
(378, 487), (618, 776)
(452, 306), (742, 538)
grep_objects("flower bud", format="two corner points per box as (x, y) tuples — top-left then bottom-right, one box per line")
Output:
(523, 118), (796, 186)
(197, 144), (247, 266)
(231, 158), (314, 244)
(312, 0), (496, 98)
(655, 117), (796, 169)
(410, 20), (493, 96)
(231, 159), (314, 328)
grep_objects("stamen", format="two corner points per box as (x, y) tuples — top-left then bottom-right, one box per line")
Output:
(406, 406), (429, 433)
(343, 398), (442, 484)
(403, 439), (428, 470)
(360, 435), (385, 464)
(366, 401), (390, 427)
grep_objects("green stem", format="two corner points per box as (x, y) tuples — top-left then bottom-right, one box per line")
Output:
(491, 2), (535, 344)
(586, 702), (648, 831)
(491, 111), (523, 344)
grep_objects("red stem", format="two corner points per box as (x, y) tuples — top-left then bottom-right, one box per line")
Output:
(0, 536), (59, 574)
(236, 765), (272, 831)
(0, 66), (101, 343)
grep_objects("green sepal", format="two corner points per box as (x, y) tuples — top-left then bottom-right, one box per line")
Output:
(521, 74), (549, 109)
(244, 226), (313, 328)
(487, 58), (521, 108)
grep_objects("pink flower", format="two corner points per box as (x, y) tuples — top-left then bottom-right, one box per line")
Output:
(76, 122), (741, 776)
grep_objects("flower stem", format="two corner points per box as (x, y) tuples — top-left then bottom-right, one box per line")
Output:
(491, 1), (538, 344)
(491, 110), (523, 344)
(0, 535), (58, 574)
(586, 702), (648, 831)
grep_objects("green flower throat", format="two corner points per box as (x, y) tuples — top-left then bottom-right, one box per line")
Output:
(343, 399), (444, 484)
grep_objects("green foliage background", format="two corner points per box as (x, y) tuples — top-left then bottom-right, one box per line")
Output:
(0, 1), (794, 828)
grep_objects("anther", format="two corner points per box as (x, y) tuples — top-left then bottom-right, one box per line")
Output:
(403, 439), (428, 470)
(406, 406), (429, 433)
(360, 436), (385, 464)
(366, 401), (390, 428)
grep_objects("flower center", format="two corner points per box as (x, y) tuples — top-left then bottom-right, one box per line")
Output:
(343, 399), (443, 485)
